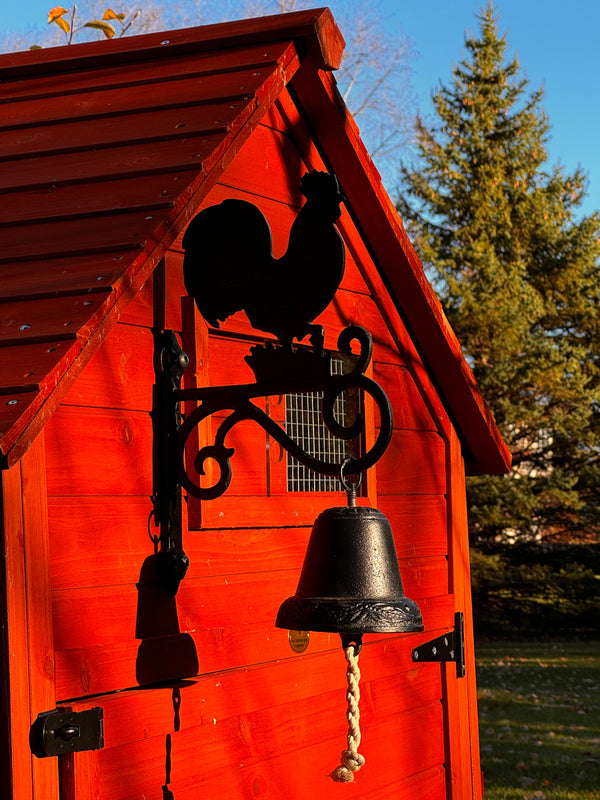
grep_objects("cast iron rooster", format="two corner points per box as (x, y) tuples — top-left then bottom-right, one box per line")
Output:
(182, 171), (345, 351)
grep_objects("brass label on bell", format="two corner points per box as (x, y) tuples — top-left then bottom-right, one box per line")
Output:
(288, 630), (310, 653)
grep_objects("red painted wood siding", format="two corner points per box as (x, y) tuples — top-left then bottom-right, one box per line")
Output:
(41, 111), (461, 800)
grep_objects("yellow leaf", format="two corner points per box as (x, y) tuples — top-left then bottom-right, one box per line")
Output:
(102, 8), (126, 21)
(48, 6), (69, 23)
(83, 20), (116, 38)
(53, 16), (70, 33)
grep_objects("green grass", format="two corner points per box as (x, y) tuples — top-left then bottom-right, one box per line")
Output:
(476, 641), (600, 800)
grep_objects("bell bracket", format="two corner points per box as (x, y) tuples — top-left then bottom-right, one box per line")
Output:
(171, 324), (391, 499)
(154, 324), (393, 594)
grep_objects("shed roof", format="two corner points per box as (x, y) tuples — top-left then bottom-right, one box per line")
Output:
(0, 8), (510, 475)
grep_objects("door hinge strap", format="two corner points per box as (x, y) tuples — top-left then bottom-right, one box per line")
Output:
(30, 707), (104, 758)
(411, 611), (466, 678)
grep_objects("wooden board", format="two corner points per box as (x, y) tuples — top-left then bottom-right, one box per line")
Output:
(0, 134), (225, 196)
(89, 700), (445, 799)
(53, 596), (455, 700)
(376, 430), (447, 496)
(378, 495), (448, 559)
(47, 493), (449, 588)
(67, 640), (439, 744)
(60, 323), (155, 411)
(372, 362), (438, 432)
(0, 253), (131, 301)
(45, 406), (153, 496)
(0, 291), (111, 345)
(0, 173), (188, 226)
(0, 459), (33, 799)
(0, 59), (289, 130)
(0, 42), (293, 104)
(48, 496), (311, 590)
(0, 437), (60, 799)
(0, 9), (343, 76)
(0, 210), (164, 263)
(0, 338), (75, 395)
(443, 428), (484, 799)
(51, 559), (448, 656)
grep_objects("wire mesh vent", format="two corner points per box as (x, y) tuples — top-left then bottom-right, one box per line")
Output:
(286, 357), (358, 492)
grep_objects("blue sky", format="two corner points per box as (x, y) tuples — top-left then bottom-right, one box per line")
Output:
(3, 1), (599, 217)
(394, 0), (600, 218)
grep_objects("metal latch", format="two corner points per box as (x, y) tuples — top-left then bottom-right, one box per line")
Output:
(411, 611), (466, 678)
(30, 707), (104, 758)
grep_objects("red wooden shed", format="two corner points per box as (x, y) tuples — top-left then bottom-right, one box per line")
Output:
(0, 9), (510, 800)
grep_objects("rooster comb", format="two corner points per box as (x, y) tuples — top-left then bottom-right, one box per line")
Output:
(299, 170), (342, 199)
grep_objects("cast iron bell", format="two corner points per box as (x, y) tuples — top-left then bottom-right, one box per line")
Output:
(276, 496), (423, 638)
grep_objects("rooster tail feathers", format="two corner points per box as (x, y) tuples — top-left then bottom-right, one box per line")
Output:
(182, 199), (274, 327)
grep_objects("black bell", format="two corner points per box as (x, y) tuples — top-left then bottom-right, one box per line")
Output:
(276, 504), (423, 637)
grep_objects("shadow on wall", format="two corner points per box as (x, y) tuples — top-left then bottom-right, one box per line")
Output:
(135, 555), (199, 686)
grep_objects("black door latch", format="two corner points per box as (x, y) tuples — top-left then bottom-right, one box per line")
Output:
(30, 707), (104, 758)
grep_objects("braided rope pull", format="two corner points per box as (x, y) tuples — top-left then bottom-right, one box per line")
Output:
(330, 637), (365, 783)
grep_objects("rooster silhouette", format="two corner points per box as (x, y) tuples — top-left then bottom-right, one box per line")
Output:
(182, 171), (345, 351)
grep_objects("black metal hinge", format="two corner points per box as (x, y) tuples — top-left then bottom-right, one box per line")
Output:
(30, 707), (104, 758)
(411, 611), (466, 678)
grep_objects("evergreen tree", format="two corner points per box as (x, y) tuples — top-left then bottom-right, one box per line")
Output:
(398, 2), (600, 544)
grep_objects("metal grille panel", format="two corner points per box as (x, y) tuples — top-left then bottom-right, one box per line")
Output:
(286, 358), (350, 492)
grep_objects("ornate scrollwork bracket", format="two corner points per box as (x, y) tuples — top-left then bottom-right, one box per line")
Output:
(154, 324), (393, 593)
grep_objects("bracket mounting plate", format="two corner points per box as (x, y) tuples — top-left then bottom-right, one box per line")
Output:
(411, 611), (466, 678)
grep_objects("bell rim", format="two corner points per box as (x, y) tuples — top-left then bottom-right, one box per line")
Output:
(276, 595), (424, 635)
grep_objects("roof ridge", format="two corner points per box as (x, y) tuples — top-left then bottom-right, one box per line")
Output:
(0, 8), (344, 76)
